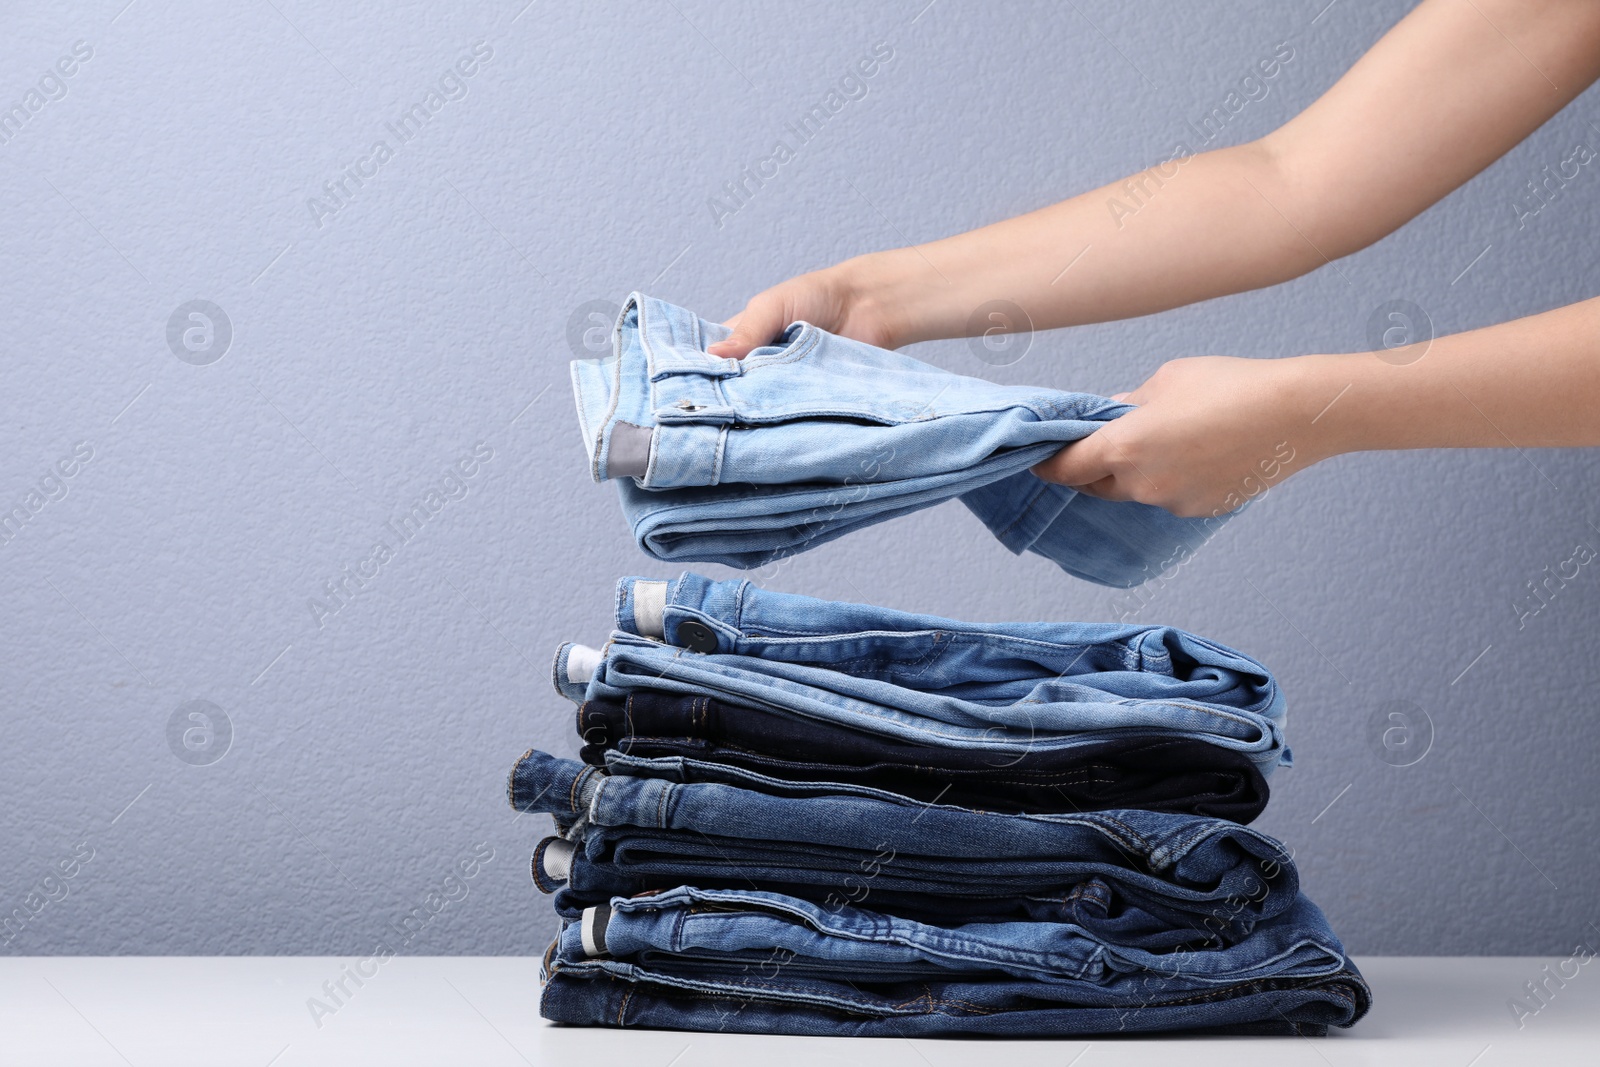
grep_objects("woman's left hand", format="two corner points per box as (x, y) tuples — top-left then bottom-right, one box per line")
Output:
(1032, 355), (1338, 517)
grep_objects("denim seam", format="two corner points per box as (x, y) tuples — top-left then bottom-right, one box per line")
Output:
(577, 703), (596, 746)
(531, 844), (559, 894)
(731, 633), (950, 681)
(724, 627), (1106, 657)
(1155, 822), (1240, 864)
(576, 740), (1252, 787)
(617, 749), (1130, 789)
(1100, 974), (1358, 1012)
(548, 644), (567, 700)
(532, 851), (551, 893)
(566, 766), (589, 816)
(671, 907), (690, 954)
(991, 475), (1056, 542)
(718, 643), (946, 669)
(577, 963), (930, 1019)
(908, 990), (996, 1015)
(588, 316), (627, 483)
(643, 422), (664, 485)
(1080, 816), (1154, 858)
(710, 426), (727, 486)
(508, 748), (533, 811)
(719, 630), (1173, 680)
(654, 782), (671, 829)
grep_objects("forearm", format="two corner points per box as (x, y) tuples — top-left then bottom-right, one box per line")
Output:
(844, 0), (1600, 350)
(850, 141), (1320, 346)
(1030, 295), (1600, 516)
(1300, 296), (1600, 458)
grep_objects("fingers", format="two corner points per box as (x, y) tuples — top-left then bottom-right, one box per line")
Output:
(1063, 474), (1133, 502)
(1033, 434), (1115, 490)
(707, 296), (790, 358)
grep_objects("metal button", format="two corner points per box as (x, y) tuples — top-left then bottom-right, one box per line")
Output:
(676, 620), (719, 653)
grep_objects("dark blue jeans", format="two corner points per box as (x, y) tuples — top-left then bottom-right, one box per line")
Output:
(576, 690), (1269, 822)
(538, 884), (1370, 1036)
(511, 750), (1297, 950)
(561, 884), (1349, 986)
(539, 961), (1370, 1037)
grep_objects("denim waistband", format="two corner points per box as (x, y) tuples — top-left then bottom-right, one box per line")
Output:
(572, 293), (751, 488)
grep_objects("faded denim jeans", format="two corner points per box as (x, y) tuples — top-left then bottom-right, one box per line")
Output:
(570, 293), (1230, 587)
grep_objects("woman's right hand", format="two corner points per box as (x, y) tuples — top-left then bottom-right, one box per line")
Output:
(707, 253), (906, 359)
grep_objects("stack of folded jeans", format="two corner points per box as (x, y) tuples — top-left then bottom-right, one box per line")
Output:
(569, 293), (1231, 588)
(510, 573), (1371, 1036)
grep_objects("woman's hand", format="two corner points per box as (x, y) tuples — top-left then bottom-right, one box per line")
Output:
(1032, 355), (1339, 518)
(707, 253), (910, 358)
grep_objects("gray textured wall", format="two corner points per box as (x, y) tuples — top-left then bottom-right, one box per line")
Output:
(3, 0), (1597, 959)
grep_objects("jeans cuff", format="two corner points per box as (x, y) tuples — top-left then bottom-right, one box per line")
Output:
(509, 750), (600, 816)
(616, 578), (668, 638)
(551, 643), (602, 703)
(532, 837), (574, 893)
(580, 904), (611, 957)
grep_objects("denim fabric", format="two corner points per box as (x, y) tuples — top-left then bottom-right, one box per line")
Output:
(616, 573), (1280, 716)
(562, 630), (1288, 775)
(540, 829), (1200, 931)
(578, 691), (1269, 821)
(510, 750), (1297, 948)
(561, 884), (1347, 987)
(539, 960), (1371, 1037)
(542, 887), (1369, 1036)
(570, 293), (1231, 587)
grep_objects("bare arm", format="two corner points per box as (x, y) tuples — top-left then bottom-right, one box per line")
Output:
(711, 0), (1600, 354)
(1034, 297), (1600, 516)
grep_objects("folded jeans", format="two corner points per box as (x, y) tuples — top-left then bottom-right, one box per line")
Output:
(562, 883), (1350, 988)
(538, 959), (1370, 1037)
(570, 294), (1233, 587)
(511, 750), (1298, 948)
(557, 631), (1288, 775)
(577, 689), (1269, 821)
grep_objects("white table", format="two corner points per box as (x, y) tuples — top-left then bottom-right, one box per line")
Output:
(0, 957), (1591, 1065)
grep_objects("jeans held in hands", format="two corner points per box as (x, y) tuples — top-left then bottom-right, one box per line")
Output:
(570, 294), (1232, 586)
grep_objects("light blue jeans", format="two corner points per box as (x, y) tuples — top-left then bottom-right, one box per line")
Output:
(614, 571), (1285, 759)
(570, 293), (1230, 587)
